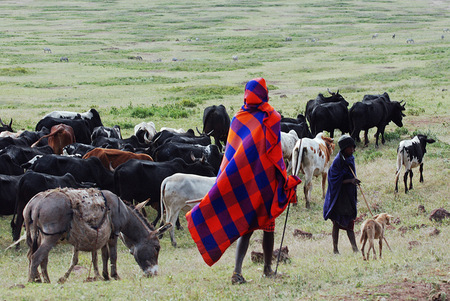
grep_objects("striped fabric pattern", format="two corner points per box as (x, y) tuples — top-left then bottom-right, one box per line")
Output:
(186, 78), (301, 266)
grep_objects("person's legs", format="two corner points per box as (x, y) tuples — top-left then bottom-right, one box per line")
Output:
(332, 221), (340, 254)
(346, 229), (359, 252)
(262, 231), (274, 276)
(232, 231), (253, 284)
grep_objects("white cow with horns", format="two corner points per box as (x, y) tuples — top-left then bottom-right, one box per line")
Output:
(291, 132), (335, 208)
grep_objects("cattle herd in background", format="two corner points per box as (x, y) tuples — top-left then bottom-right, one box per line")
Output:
(0, 91), (436, 250)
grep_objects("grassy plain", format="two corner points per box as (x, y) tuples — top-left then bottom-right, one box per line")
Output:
(0, 0), (449, 300)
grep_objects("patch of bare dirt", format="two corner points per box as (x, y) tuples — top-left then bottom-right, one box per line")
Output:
(346, 281), (449, 301)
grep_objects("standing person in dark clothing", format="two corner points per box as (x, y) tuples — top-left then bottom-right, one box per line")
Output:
(323, 134), (360, 254)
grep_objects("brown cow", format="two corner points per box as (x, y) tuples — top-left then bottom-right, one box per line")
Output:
(31, 124), (76, 155)
(82, 148), (153, 170)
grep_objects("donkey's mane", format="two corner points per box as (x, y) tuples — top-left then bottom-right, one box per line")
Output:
(122, 200), (155, 231)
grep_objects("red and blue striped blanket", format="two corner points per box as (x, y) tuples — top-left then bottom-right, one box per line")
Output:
(186, 78), (301, 266)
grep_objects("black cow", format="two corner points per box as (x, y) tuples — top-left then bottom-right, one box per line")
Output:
(11, 170), (93, 241)
(151, 129), (196, 147)
(0, 118), (13, 133)
(0, 174), (23, 215)
(153, 142), (222, 174)
(91, 125), (122, 141)
(114, 158), (216, 226)
(35, 117), (92, 144)
(280, 114), (307, 124)
(202, 105), (230, 152)
(28, 154), (115, 192)
(42, 108), (103, 132)
(349, 92), (406, 147)
(395, 135), (435, 193)
(0, 145), (53, 166)
(16, 128), (50, 146)
(62, 142), (96, 157)
(0, 136), (31, 149)
(309, 98), (350, 138)
(0, 155), (24, 175)
(280, 121), (313, 139)
(305, 90), (347, 125)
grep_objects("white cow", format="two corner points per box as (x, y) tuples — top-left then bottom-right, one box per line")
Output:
(160, 173), (216, 247)
(134, 121), (157, 144)
(159, 127), (186, 133)
(280, 130), (299, 174)
(291, 132), (335, 208)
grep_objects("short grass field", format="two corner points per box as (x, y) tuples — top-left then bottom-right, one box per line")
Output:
(0, 0), (449, 300)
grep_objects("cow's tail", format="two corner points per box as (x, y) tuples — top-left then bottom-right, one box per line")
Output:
(395, 146), (404, 179)
(291, 139), (305, 177)
(159, 180), (167, 225)
(30, 127), (64, 148)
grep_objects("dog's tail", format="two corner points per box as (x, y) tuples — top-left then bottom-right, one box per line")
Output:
(360, 227), (367, 244)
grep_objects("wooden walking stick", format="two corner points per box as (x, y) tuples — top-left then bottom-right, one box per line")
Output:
(347, 165), (392, 252)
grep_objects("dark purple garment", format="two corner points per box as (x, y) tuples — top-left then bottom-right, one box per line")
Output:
(323, 152), (357, 229)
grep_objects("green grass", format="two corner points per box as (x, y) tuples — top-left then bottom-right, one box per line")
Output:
(0, 0), (449, 300)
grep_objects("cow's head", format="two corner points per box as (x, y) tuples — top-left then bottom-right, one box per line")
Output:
(391, 101), (406, 127)
(417, 134), (436, 155)
(0, 118), (13, 132)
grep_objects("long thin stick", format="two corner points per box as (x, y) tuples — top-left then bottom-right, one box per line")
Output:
(347, 165), (392, 252)
(275, 201), (291, 275)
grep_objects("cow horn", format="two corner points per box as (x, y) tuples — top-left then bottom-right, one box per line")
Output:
(0, 118), (4, 126)
(135, 198), (150, 212)
(196, 127), (203, 135)
(327, 88), (335, 95)
(206, 129), (214, 136)
(190, 151), (196, 162)
(155, 223), (172, 235)
(9, 118), (12, 127)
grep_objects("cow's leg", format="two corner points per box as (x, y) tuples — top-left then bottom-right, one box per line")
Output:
(108, 236), (120, 280)
(58, 248), (79, 284)
(12, 203), (26, 242)
(409, 169), (414, 190)
(364, 130), (369, 147)
(321, 173), (327, 199)
(394, 173), (399, 193)
(304, 180), (312, 209)
(168, 207), (182, 247)
(381, 130), (386, 145)
(419, 163), (424, 183)
(101, 244), (110, 280)
(374, 130), (380, 148)
(403, 171), (409, 193)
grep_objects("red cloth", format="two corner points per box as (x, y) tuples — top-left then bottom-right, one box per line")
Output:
(186, 78), (301, 266)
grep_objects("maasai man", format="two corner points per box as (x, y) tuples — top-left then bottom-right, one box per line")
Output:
(323, 134), (360, 254)
(186, 78), (301, 284)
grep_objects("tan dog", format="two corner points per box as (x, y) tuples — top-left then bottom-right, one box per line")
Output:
(360, 213), (393, 260)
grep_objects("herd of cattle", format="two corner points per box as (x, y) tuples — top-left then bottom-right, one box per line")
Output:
(0, 91), (436, 249)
